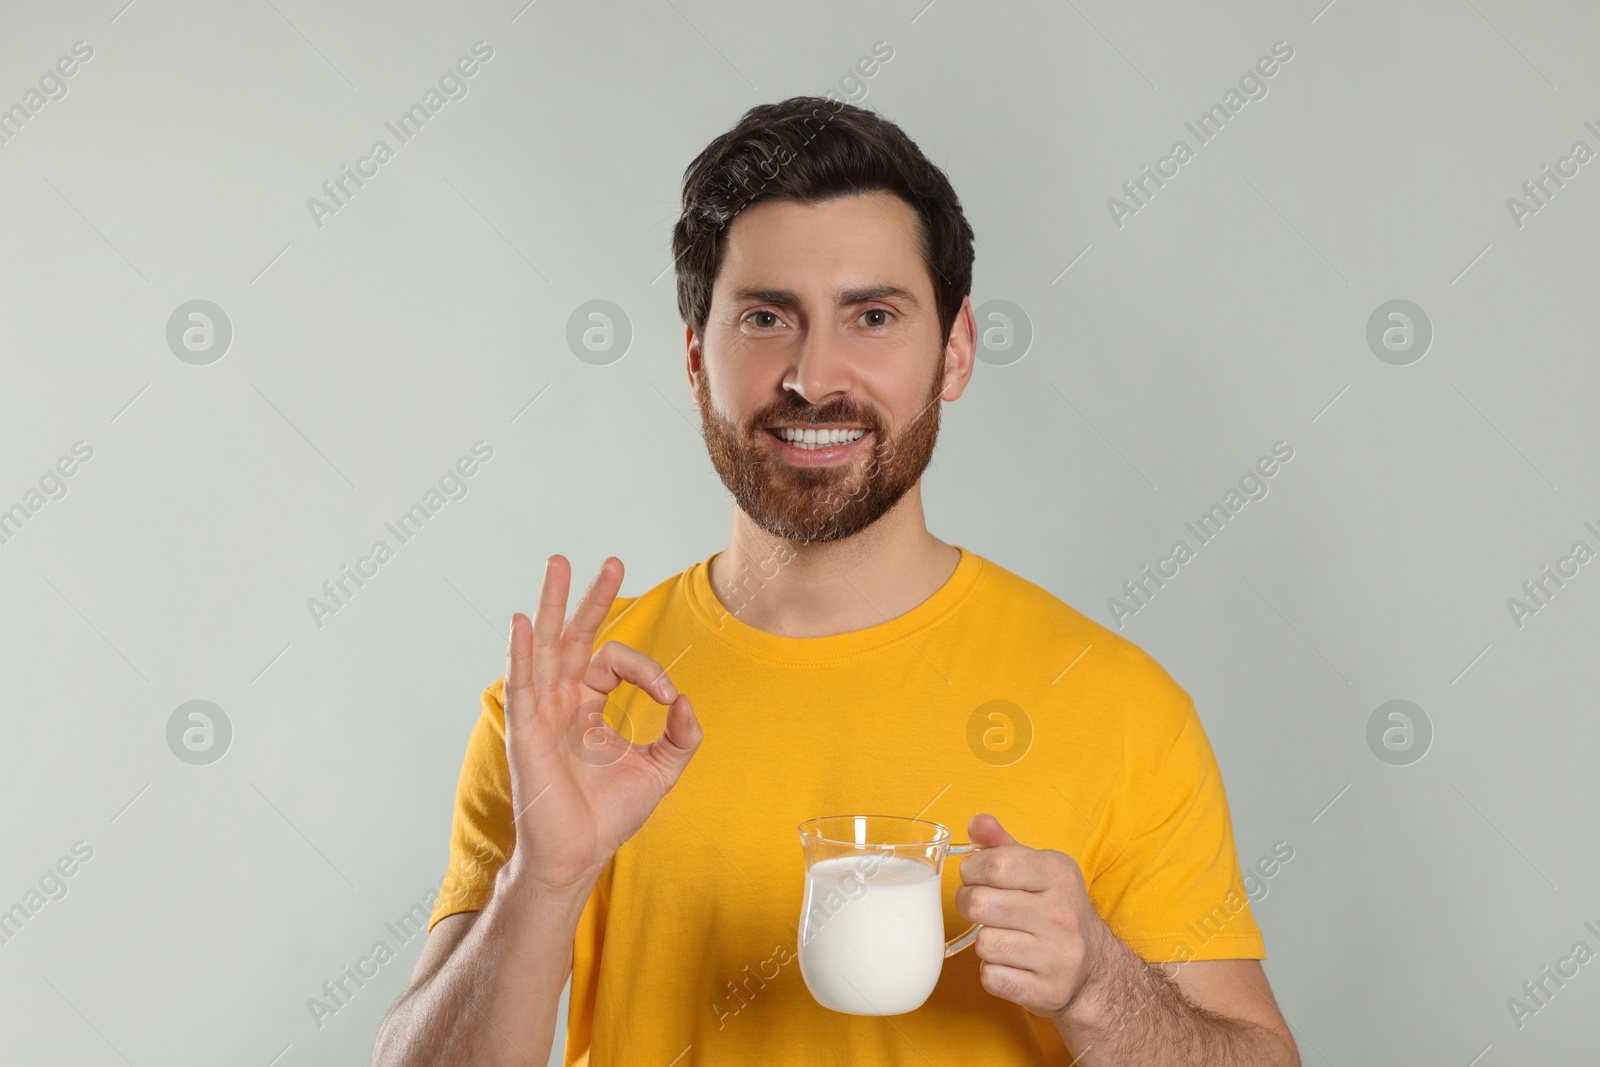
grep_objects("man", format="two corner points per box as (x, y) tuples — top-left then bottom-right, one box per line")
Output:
(373, 96), (1298, 1066)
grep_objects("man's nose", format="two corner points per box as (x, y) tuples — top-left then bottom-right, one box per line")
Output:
(783, 326), (855, 405)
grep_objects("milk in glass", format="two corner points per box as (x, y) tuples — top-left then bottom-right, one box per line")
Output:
(797, 854), (945, 1015)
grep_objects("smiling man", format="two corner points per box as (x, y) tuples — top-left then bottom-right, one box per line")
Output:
(372, 97), (1298, 1067)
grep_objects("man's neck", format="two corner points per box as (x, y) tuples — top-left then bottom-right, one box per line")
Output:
(707, 486), (962, 639)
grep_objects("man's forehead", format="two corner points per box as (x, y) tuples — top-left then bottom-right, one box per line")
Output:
(713, 195), (931, 307)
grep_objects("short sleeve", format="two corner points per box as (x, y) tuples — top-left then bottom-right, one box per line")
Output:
(1091, 697), (1266, 965)
(429, 679), (514, 931)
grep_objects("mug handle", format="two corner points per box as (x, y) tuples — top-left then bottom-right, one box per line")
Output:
(944, 841), (983, 957)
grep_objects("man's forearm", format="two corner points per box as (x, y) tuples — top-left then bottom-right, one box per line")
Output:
(1053, 938), (1297, 1067)
(372, 868), (590, 1067)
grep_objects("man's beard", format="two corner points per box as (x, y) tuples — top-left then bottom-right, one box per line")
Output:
(698, 352), (946, 544)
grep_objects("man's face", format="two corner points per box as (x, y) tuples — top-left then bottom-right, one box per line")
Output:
(688, 191), (969, 544)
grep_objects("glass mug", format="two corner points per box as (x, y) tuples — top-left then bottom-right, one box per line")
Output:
(796, 814), (984, 1016)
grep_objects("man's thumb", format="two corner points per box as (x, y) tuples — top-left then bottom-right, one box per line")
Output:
(968, 812), (1018, 848)
(650, 693), (703, 777)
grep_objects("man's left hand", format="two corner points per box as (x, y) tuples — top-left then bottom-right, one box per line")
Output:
(953, 813), (1113, 1019)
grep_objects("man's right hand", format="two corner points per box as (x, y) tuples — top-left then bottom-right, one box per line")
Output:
(500, 554), (704, 899)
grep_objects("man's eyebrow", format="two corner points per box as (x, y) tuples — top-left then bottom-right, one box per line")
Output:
(729, 285), (922, 309)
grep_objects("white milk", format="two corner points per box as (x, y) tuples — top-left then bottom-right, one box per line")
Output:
(797, 854), (946, 1015)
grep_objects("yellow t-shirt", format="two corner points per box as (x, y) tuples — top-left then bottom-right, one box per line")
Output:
(429, 545), (1265, 1065)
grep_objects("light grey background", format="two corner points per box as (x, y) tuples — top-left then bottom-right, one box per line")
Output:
(2, 0), (1596, 1064)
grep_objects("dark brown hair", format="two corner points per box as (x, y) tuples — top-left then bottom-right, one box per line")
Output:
(672, 96), (975, 348)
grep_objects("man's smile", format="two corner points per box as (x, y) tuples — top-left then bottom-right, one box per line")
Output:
(763, 425), (873, 461)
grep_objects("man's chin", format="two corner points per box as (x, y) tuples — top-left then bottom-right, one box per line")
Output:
(762, 468), (859, 498)
(749, 503), (846, 542)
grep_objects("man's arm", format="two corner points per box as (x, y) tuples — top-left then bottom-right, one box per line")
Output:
(1052, 950), (1299, 1066)
(372, 556), (704, 1065)
(955, 814), (1298, 1067)
(370, 872), (589, 1067)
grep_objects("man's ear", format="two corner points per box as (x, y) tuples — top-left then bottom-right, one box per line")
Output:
(941, 296), (978, 402)
(686, 325), (704, 405)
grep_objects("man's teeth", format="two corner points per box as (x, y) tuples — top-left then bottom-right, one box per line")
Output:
(776, 427), (867, 450)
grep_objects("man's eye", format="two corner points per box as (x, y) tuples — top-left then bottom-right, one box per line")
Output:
(747, 311), (781, 329)
(862, 308), (894, 327)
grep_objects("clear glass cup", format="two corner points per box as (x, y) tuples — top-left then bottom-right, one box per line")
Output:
(796, 814), (982, 1016)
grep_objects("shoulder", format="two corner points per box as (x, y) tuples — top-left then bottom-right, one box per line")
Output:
(970, 551), (1195, 736)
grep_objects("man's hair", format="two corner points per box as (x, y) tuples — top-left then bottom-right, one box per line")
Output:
(672, 96), (975, 349)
